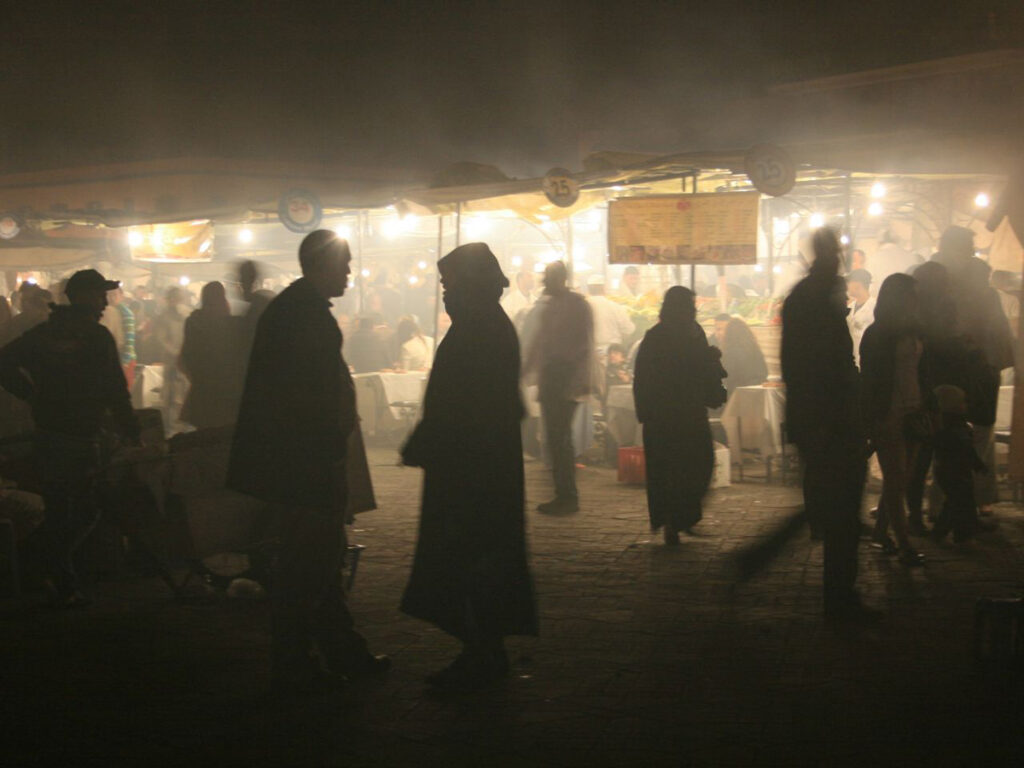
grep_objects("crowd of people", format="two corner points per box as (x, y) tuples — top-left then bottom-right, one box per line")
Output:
(0, 220), (1016, 692)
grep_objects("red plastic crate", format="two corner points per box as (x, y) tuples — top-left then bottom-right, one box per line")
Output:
(617, 446), (646, 484)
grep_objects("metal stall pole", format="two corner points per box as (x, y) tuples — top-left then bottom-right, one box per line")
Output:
(690, 171), (698, 290)
(455, 201), (462, 247)
(766, 197), (775, 296)
(357, 210), (366, 314)
(566, 213), (574, 287)
(432, 214), (444, 353)
(844, 174), (853, 261)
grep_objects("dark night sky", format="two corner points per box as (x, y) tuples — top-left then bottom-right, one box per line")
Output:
(2, 1), (1020, 177)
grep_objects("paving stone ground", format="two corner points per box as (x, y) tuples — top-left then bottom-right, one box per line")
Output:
(3, 447), (1023, 766)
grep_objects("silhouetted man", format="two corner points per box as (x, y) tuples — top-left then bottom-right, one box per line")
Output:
(228, 230), (388, 694)
(522, 261), (594, 514)
(782, 229), (867, 619)
(401, 242), (537, 690)
(0, 269), (140, 607)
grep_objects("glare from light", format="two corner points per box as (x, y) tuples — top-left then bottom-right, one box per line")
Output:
(128, 231), (144, 247)
(840, 235), (850, 245)
(381, 217), (402, 240)
(334, 224), (352, 240)
(150, 231), (165, 250)
(975, 192), (990, 209)
(772, 265), (782, 275)
(401, 214), (419, 232)
(26, 277), (37, 285)
(533, 262), (546, 274)
(511, 256), (523, 268)
(870, 182), (886, 199)
(408, 276), (419, 286)
(868, 202), (884, 217)
(178, 276), (190, 286)
(809, 213), (825, 229)
(464, 217), (490, 239)
(753, 263), (764, 273)
(611, 278), (621, 289)
(773, 218), (790, 237)
(361, 268), (370, 277)
(199, 238), (212, 254)
(414, 260), (426, 270)
(238, 228), (253, 244)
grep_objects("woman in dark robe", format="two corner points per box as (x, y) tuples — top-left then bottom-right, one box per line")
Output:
(178, 281), (240, 429)
(634, 286), (726, 545)
(400, 242), (537, 690)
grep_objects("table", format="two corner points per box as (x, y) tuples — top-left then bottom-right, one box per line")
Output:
(353, 371), (427, 436)
(720, 385), (786, 462)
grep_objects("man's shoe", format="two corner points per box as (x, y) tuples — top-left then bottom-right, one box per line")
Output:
(869, 533), (898, 555)
(824, 593), (884, 625)
(426, 651), (507, 691)
(348, 654), (392, 678)
(537, 497), (579, 515)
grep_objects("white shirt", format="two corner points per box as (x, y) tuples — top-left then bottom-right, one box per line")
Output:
(847, 295), (876, 368)
(399, 335), (434, 370)
(501, 288), (534, 328)
(587, 294), (635, 351)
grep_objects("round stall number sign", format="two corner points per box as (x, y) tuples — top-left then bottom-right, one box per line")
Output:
(744, 144), (796, 197)
(543, 168), (580, 208)
(278, 189), (323, 233)
(0, 215), (21, 240)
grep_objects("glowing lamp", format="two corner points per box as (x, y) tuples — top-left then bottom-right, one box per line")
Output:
(870, 182), (886, 199)
(238, 228), (253, 244)
(128, 231), (144, 247)
(974, 192), (990, 209)
(809, 213), (825, 229)
(179, 276), (190, 286)
(868, 202), (884, 217)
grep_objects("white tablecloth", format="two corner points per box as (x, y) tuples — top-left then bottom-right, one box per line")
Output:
(353, 372), (427, 435)
(720, 385), (786, 459)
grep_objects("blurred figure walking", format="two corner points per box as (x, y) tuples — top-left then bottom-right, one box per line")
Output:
(521, 261), (594, 515)
(782, 229), (868, 619)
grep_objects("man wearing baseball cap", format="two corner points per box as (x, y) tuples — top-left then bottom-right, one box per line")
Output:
(0, 268), (139, 607)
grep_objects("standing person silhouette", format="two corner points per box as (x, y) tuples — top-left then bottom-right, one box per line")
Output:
(178, 281), (240, 430)
(401, 243), (537, 690)
(228, 230), (388, 695)
(781, 228), (868, 619)
(0, 269), (140, 607)
(521, 261), (594, 514)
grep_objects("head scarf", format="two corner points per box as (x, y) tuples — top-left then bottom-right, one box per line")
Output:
(659, 285), (696, 324)
(438, 242), (509, 295)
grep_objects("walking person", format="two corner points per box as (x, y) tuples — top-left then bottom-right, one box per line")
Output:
(859, 273), (926, 566)
(521, 261), (594, 514)
(633, 286), (726, 545)
(178, 281), (240, 430)
(400, 243), (537, 690)
(227, 230), (388, 695)
(0, 269), (140, 607)
(781, 229), (869, 618)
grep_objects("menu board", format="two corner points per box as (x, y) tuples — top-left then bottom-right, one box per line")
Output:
(608, 192), (759, 264)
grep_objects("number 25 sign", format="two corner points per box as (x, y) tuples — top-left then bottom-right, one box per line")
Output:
(543, 168), (580, 208)
(744, 144), (796, 197)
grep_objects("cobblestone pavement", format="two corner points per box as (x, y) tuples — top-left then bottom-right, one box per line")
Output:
(3, 448), (1024, 766)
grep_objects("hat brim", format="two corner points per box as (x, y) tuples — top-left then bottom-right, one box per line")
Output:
(103, 280), (121, 290)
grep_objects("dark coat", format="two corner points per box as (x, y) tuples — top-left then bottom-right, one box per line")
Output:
(227, 278), (354, 509)
(633, 320), (721, 531)
(400, 302), (537, 641)
(0, 304), (138, 441)
(178, 310), (241, 429)
(781, 273), (861, 447)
